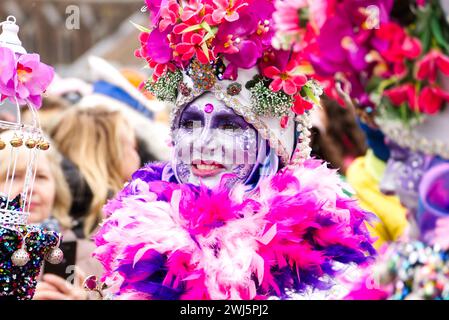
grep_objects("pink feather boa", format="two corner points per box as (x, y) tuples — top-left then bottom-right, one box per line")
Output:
(93, 159), (376, 300)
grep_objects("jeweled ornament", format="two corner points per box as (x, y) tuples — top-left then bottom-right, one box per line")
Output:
(45, 246), (64, 265)
(11, 248), (30, 267)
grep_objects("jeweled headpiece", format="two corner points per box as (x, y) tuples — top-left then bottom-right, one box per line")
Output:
(136, 0), (323, 165)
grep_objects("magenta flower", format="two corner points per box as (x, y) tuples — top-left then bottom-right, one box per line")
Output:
(175, 32), (213, 64)
(159, 0), (181, 31)
(145, 0), (169, 26)
(214, 12), (264, 78)
(264, 60), (307, 95)
(0, 47), (17, 101)
(15, 53), (54, 107)
(0, 47), (54, 108)
(139, 29), (173, 64)
(212, 0), (248, 23)
(181, 0), (214, 24)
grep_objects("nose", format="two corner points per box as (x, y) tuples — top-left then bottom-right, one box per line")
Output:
(190, 125), (219, 162)
(197, 125), (218, 153)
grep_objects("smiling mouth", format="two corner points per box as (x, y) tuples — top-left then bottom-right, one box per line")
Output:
(191, 160), (225, 177)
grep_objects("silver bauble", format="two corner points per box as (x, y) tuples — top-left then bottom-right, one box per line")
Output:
(11, 248), (30, 267)
(45, 247), (64, 264)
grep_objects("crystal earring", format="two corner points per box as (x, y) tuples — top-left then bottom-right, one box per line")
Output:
(11, 232), (30, 267)
(44, 235), (64, 264)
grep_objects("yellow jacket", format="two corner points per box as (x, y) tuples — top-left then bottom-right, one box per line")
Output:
(346, 150), (408, 248)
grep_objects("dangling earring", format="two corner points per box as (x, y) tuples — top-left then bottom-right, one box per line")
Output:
(44, 235), (64, 264)
(11, 232), (30, 267)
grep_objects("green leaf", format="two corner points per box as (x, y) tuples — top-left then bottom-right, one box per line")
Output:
(421, 27), (432, 53)
(378, 77), (399, 94)
(182, 24), (202, 33)
(302, 86), (320, 105)
(430, 16), (449, 52)
(200, 22), (214, 35)
(203, 31), (215, 43)
(130, 20), (152, 33)
(201, 42), (210, 61)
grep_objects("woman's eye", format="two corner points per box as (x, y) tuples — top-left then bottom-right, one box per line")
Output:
(180, 120), (195, 130)
(219, 123), (240, 130)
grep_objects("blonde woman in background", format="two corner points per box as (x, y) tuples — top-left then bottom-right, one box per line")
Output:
(50, 106), (141, 238)
(0, 130), (102, 299)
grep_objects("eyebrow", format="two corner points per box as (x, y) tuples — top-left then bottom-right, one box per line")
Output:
(179, 107), (203, 120)
(211, 112), (249, 128)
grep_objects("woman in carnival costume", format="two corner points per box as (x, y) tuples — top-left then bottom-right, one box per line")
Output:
(91, 0), (377, 300)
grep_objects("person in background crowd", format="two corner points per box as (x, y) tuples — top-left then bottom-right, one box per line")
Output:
(0, 130), (102, 300)
(310, 96), (367, 175)
(50, 106), (141, 238)
(79, 56), (171, 162)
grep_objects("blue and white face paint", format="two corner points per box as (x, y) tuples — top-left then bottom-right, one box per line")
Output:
(171, 92), (277, 188)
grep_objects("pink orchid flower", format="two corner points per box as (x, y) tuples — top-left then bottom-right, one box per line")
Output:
(212, 0), (248, 23)
(159, 0), (181, 31)
(416, 49), (449, 84)
(0, 47), (53, 108)
(15, 53), (54, 107)
(264, 60), (307, 95)
(181, 0), (214, 24)
(175, 32), (213, 64)
(0, 47), (17, 101)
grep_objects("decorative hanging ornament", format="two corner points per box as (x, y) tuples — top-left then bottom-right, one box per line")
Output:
(45, 237), (63, 264)
(11, 248), (30, 267)
(25, 138), (37, 149)
(10, 135), (23, 148)
(45, 247), (64, 264)
(37, 140), (50, 151)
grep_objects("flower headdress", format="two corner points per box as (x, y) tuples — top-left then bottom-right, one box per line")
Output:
(136, 0), (323, 165)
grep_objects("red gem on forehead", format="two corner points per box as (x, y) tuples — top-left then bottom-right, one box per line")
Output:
(204, 103), (214, 113)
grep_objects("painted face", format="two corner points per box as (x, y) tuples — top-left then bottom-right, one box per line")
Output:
(172, 93), (259, 188)
(380, 139), (427, 211)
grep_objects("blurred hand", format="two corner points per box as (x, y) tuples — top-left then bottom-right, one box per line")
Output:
(430, 217), (449, 250)
(33, 268), (88, 300)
